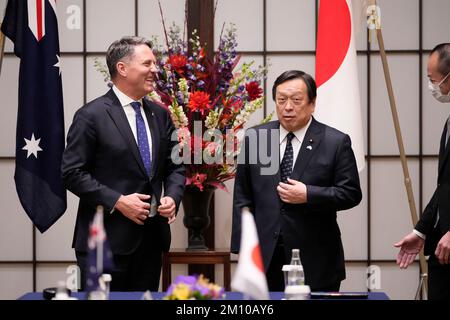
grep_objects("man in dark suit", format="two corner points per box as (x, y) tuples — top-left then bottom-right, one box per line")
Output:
(62, 36), (185, 291)
(231, 70), (362, 292)
(395, 43), (450, 300)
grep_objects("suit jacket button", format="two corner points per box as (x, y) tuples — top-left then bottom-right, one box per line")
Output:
(272, 232), (278, 239)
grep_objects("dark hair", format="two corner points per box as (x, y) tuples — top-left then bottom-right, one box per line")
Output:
(106, 36), (153, 79)
(272, 70), (317, 102)
(430, 43), (450, 75)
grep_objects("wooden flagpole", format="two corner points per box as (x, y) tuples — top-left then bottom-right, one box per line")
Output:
(0, 23), (5, 77)
(368, 0), (428, 298)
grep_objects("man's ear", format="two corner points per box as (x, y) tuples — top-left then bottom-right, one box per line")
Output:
(116, 61), (127, 77)
(310, 98), (316, 111)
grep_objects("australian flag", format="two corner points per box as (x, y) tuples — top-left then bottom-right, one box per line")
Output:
(86, 206), (114, 295)
(1, 0), (66, 232)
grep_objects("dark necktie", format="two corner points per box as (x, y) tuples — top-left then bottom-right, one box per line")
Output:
(280, 132), (295, 183)
(130, 101), (151, 176)
(446, 116), (450, 147)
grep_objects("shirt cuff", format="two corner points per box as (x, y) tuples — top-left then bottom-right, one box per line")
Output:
(110, 196), (122, 214)
(413, 229), (426, 240)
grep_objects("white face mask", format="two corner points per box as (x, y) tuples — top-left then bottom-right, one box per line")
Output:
(428, 72), (450, 103)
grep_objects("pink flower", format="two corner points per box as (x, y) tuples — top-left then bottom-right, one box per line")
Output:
(177, 127), (191, 147)
(192, 173), (207, 191)
(205, 141), (221, 157)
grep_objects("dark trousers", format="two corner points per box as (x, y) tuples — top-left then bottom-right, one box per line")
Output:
(76, 230), (163, 292)
(265, 235), (341, 292)
(428, 255), (450, 300)
(266, 236), (288, 291)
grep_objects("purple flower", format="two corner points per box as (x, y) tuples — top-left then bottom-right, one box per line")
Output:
(166, 283), (176, 295)
(193, 283), (210, 296)
(174, 275), (198, 286)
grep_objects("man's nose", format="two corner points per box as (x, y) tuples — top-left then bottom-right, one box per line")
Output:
(285, 100), (294, 110)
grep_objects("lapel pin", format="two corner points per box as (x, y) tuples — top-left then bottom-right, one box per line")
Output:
(309, 139), (314, 143)
(306, 145), (312, 150)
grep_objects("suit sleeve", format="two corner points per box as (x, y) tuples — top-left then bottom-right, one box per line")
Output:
(306, 134), (362, 211)
(162, 110), (186, 210)
(61, 109), (121, 211)
(231, 134), (254, 253)
(415, 188), (438, 235)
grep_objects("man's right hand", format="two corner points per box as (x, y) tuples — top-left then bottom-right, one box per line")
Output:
(394, 232), (425, 269)
(114, 193), (151, 225)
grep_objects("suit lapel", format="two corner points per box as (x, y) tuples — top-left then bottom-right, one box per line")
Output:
(290, 117), (324, 181)
(142, 99), (160, 179)
(105, 90), (148, 177)
(268, 122), (281, 187)
(439, 122), (450, 178)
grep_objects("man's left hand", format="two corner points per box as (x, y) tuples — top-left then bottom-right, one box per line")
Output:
(277, 178), (307, 204)
(435, 231), (450, 265)
(158, 196), (176, 224)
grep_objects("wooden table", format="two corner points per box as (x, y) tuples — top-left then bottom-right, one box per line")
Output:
(162, 248), (231, 291)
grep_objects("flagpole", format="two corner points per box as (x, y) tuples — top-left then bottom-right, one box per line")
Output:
(368, 0), (428, 298)
(96, 206), (104, 274)
(0, 24), (5, 76)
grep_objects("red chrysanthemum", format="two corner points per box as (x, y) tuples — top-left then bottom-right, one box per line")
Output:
(169, 54), (188, 74)
(188, 91), (211, 114)
(245, 81), (263, 101)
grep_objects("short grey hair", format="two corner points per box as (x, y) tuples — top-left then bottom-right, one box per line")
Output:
(430, 43), (450, 75)
(106, 36), (153, 79)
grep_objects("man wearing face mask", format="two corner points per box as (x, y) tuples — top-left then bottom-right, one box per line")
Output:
(394, 43), (450, 300)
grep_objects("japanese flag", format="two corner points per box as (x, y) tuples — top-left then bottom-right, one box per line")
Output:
(231, 208), (269, 300)
(315, 0), (365, 171)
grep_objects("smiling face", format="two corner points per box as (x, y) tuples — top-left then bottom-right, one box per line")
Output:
(116, 44), (158, 100)
(275, 78), (315, 132)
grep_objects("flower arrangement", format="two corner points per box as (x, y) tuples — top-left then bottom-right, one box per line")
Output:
(151, 22), (271, 192)
(164, 274), (225, 300)
(94, 21), (271, 192)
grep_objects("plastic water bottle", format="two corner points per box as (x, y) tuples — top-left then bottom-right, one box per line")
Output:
(288, 249), (304, 286)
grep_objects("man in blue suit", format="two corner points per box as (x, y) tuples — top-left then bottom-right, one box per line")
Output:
(62, 37), (185, 291)
(231, 70), (362, 292)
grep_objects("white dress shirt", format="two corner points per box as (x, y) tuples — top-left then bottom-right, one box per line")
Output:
(112, 85), (153, 153)
(279, 117), (313, 170)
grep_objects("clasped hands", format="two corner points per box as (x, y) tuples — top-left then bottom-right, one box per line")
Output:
(115, 193), (176, 225)
(277, 178), (307, 204)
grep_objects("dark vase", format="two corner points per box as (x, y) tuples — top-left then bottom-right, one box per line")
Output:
(182, 185), (215, 251)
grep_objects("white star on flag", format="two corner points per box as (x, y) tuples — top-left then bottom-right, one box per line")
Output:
(53, 54), (61, 75)
(22, 133), (43, 158)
